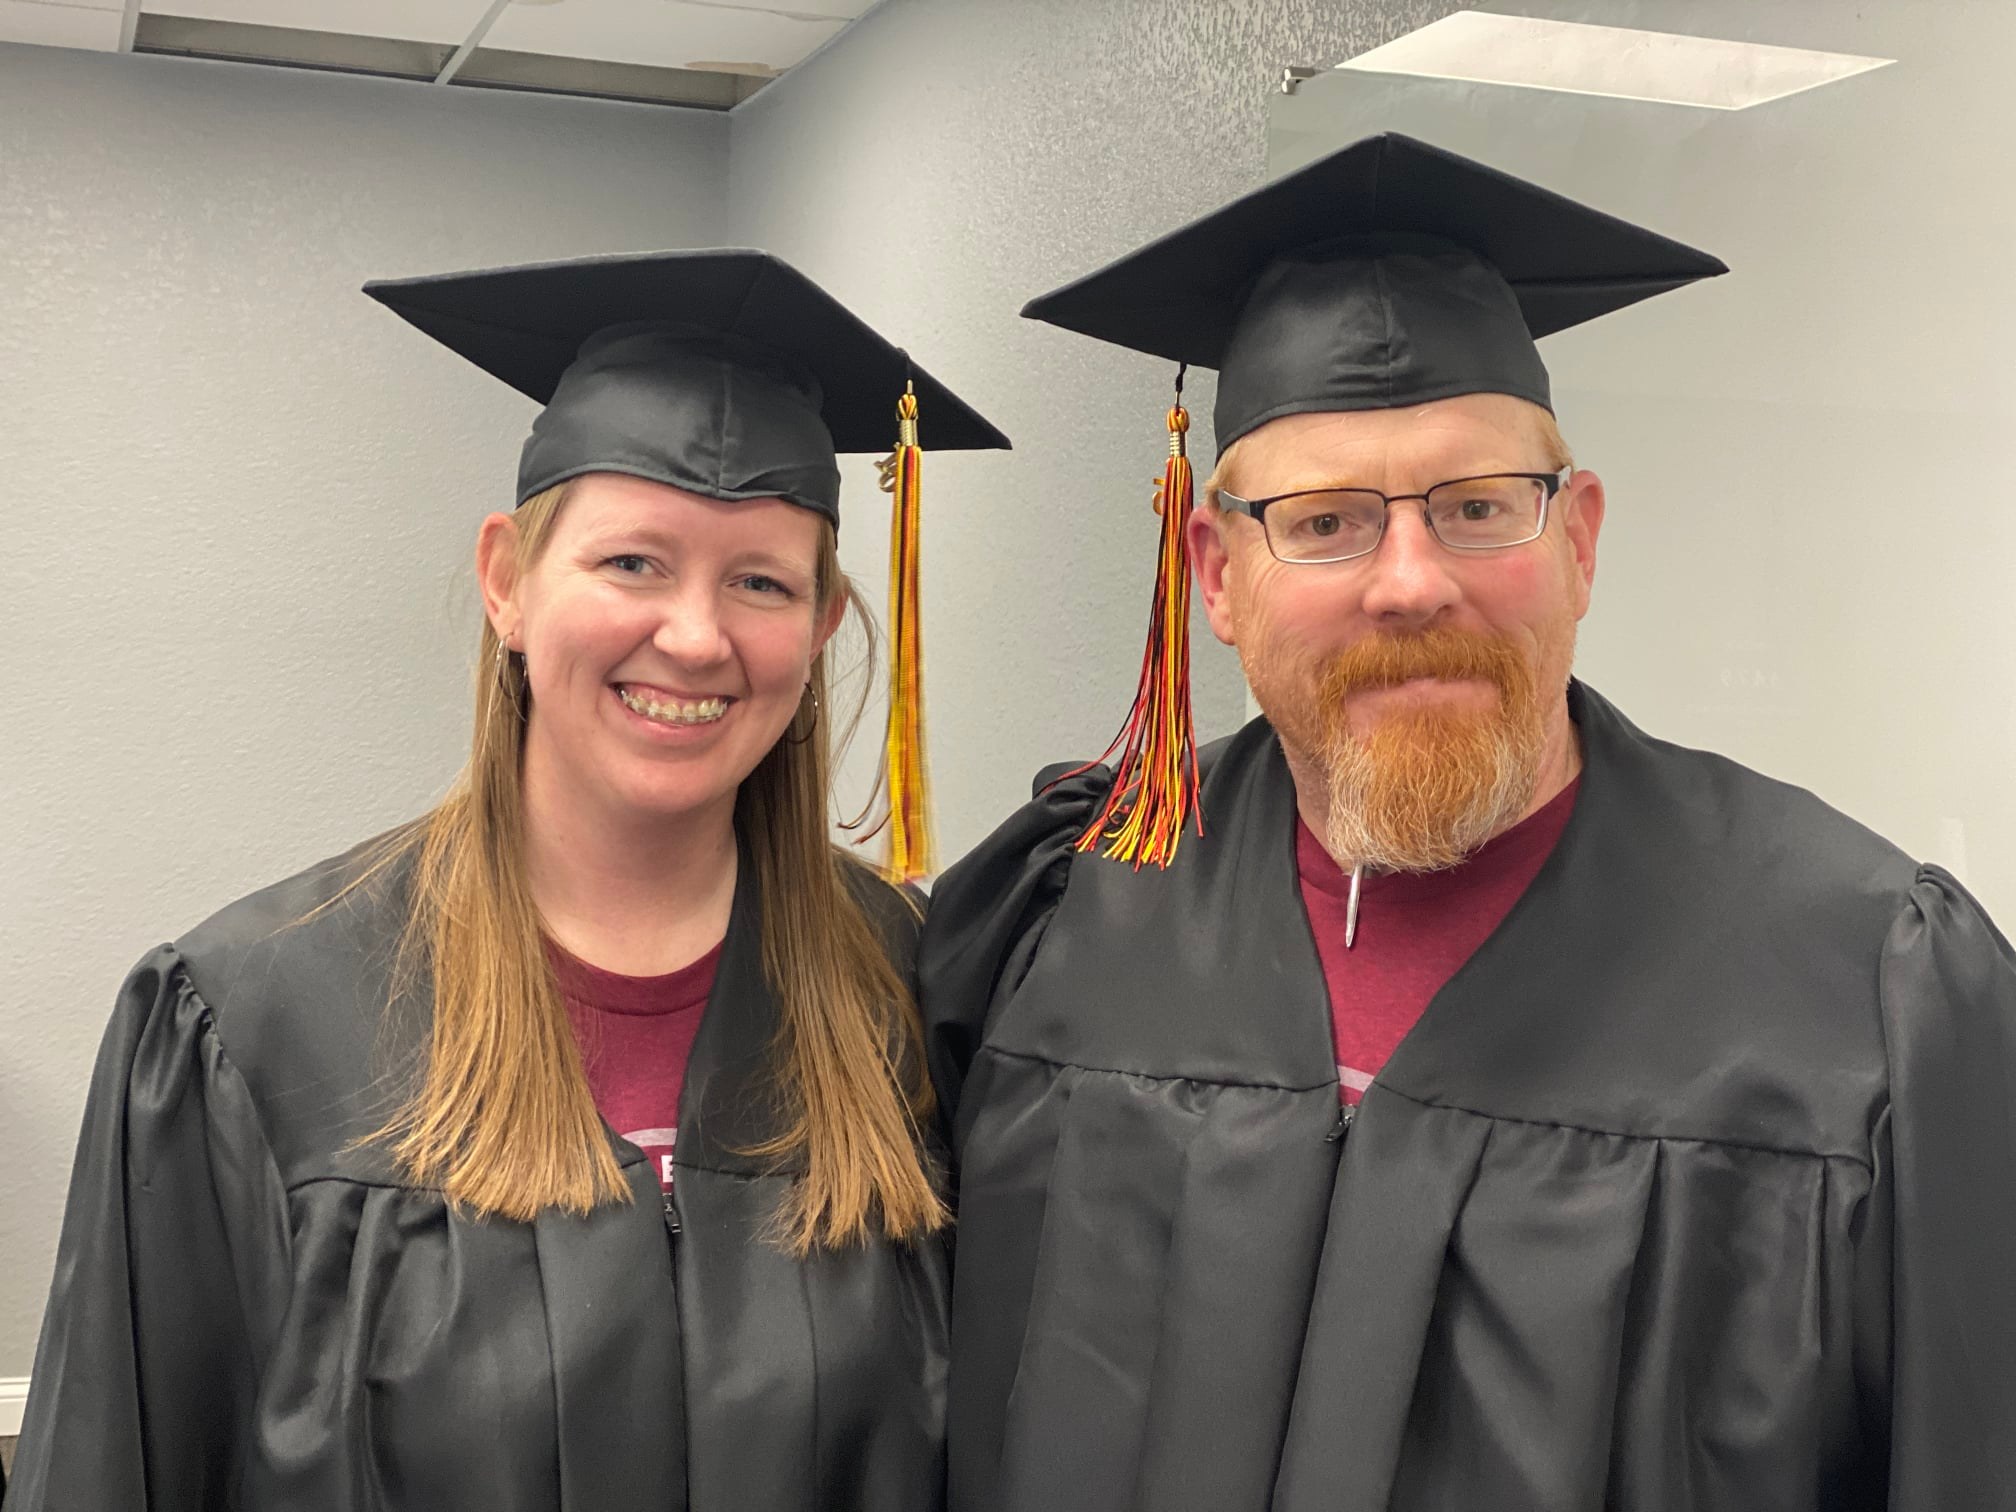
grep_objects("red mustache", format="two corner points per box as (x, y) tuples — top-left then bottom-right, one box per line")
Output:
(1318, 628), (1531, 703)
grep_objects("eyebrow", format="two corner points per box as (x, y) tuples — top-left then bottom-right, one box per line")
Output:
(577, 517), (671, 547)
(579, 522), (815, 575)
(1235, 463), (1537, 495)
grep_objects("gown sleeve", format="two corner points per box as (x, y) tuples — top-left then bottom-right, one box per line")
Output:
(8, 946), (291, 1511)
(1869, 865), (2016, 1508)
(917, 765), (1107, 1130)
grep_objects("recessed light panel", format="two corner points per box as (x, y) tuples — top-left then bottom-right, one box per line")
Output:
(1337, 12), (1892, 111)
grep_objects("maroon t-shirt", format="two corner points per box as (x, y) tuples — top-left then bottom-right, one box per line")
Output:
(551, 939), (722, 1194)
(1297, 778), (1579, 1104)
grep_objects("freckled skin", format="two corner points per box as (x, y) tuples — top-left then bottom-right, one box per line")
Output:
(1187, 394), (1607, 846)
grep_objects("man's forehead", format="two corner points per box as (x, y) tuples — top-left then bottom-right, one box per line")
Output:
(1228, 397), (1551, 490)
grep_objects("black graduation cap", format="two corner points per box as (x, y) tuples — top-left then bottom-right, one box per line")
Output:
(1021, 132), (1727, 450)
(364, 248), (1011, 523)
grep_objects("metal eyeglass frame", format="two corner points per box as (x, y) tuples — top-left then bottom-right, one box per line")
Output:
(1216, 466), (1574, 564)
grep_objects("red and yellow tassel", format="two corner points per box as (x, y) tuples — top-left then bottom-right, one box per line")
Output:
(863, 383), (934, 883)
(1065, 385), (1203, 868)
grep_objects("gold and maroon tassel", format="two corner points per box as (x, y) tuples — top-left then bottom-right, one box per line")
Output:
(858, 381), (935, 883)
(1064, 369), (1203, 868)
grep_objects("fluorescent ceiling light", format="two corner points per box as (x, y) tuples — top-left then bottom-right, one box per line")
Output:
(1336, 12), (1892, 111)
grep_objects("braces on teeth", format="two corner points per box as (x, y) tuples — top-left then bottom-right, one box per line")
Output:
(618, 689), (728, 725)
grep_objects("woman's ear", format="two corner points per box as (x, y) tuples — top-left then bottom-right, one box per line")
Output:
(475, 512), (522, 647)
(811, 585), (849, 660)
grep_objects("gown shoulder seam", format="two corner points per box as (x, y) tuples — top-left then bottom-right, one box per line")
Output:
(284, 1172), (440, 1197)
(975, 1041), (1339, 1095)
(1376, 1079), (1877, 1170)
(283, 1151), (703, 1198)
(282, 1155), (784, 1200)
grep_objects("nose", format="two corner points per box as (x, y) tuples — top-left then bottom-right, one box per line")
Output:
(651, 584), (734, 669)
(1355, 503), (1461, 627)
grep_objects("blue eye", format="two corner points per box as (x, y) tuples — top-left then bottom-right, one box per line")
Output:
(604, 554), (650, 575)
(737, 574), (792, 597)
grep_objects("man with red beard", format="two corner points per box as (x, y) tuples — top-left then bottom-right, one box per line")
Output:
(920, 135), (2016, 1512)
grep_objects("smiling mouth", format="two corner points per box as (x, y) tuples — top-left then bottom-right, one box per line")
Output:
(616, 686), (731, 726)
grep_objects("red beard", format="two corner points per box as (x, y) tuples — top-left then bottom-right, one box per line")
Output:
(1296, 626), (1553, 872)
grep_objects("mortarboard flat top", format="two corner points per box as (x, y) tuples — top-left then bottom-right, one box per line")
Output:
(1021, 133), (1727, 450)
(365, 248), (1010, 521)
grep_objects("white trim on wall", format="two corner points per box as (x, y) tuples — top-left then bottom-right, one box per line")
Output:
(1, 1375), (27, 1436)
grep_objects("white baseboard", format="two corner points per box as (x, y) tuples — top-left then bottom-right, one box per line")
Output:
(1, 1375), (27, 1437)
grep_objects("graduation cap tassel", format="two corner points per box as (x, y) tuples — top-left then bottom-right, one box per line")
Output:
(862, 381), (934, 883)
(1066, 371), (1203, 868)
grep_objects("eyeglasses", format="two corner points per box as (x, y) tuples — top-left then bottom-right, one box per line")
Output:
(1216, 467), (1572, 565)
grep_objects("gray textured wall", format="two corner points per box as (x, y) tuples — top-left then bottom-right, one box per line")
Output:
(0, 0), (1460, 1383)
(0, 42), (728, 1377)
(727, 0), (1445, 864)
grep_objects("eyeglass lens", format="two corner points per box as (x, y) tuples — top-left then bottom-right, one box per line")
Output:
(1264, 475), (1551, 563)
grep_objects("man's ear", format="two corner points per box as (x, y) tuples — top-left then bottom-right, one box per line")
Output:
(1189, 504), (1242, 646)
(476, 512), (522, 646)
(1559, 469), (1605, 619)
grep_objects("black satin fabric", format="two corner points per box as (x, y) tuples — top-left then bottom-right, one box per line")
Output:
(518, 329), (843, 518)
(1212, 236), (1555, 448)
(1016, 134), (1726, 454)
(921, 684), (2016, 1512)
(362, 249), (1013, 523)
(8, 842), (949, 1511)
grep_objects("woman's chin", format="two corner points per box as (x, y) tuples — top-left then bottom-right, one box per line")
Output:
(605, 769), (746, 826)
(530, 709), (794, 830)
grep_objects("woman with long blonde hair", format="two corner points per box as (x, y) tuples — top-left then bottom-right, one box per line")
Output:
(9, 249), (1008, 1512)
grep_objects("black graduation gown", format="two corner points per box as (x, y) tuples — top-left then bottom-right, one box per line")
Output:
(8, 840), (949, 1511)
(920, 683), (2016, 1512)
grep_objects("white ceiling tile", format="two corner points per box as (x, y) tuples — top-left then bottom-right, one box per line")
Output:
(140, 0), (490, 46)
(483, 0), (847, 74)
(0, 0), (126, 49)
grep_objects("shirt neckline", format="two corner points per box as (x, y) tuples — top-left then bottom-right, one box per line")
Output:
(1296, 775), (1582, 907)
(547, 937), (724, 1017)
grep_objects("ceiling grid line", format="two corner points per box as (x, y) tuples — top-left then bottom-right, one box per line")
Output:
(433, 0), (510, 84)
(6, 0), (887, 107)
